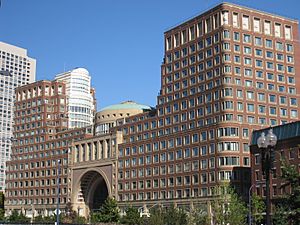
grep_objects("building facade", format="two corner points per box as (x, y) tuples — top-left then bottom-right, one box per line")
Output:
(5, 80), (93, 217)
(0, 41), (36, 191)
(69, 101), (152, 217)
(116, 2), (300, 211)
(250, 121), (300, 211)
(55, 68), (95, 129)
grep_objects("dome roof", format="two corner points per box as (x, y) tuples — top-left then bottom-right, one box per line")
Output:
(100, 101), (152, 112)
(72, 67), (89, 75)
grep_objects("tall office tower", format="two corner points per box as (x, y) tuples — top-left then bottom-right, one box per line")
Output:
(117, 3), (299, 210)
(5, 80), (93, 216)
(0, 42), (36, 191)
(55, 68), (95, 129)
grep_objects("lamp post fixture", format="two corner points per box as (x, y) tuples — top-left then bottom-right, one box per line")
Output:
(257, 128), (277, 225)
(56, 159), (61, 225)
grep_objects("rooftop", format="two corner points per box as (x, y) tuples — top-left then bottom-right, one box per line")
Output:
(100, 101), (152, 112)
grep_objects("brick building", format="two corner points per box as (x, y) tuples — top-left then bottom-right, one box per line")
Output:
(116, 2), (300, 211)
(5, 80), (93, 217)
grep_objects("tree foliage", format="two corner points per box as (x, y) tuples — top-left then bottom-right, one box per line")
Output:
(251, 193), (265, 224)
(164, 204), (188, 225)
(187, 205), (209, 225)
(145, 207), (164, 225)
(60, 202), (86, 224)
(211, 184), (247, 225)
(144, 205), (188, 225)
(91, 197), (120, 223)
(7, 210), (30, 223)
(120, 206), (142, 225)
(273, 160), (300, 225)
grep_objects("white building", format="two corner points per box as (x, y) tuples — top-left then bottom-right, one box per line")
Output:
(0, 41), (36, 190)
(55, 68), (95, 128)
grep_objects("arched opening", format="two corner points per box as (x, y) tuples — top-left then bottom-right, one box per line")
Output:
(79, 171), (109, 213)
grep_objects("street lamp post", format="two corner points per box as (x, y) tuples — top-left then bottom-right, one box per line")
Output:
(248, 184), (256, 225)
(257, 128), (277, 225)
(56, 159), (61, 225)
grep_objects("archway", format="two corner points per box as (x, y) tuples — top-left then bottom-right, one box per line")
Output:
(77, 170), (109, 215)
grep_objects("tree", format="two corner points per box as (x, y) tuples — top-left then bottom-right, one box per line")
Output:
(145, 207), (164, 225)
(251, 193), (265, 224)
(8, 210), (30, 223)
(91, 197), (120, 223)
(58, 202), (86, 224)
(187, 205), (209, 225)
(163, 205), (188, 225)
(273, 160), (300, 225)
(121, 206), (142, 225)
(211, 184), (247, 225)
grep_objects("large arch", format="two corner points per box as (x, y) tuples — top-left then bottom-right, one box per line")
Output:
(73, 169), (110, 217)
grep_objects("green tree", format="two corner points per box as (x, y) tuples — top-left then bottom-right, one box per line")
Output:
(59, 202), (86, 224)
(33, 214), (55, 223)
(145, 207), (164, 225)
(91, 197), (120, 223)
(163, 205), (188, 225)
(121, 206), (142, 225)
(273, 160), (300, 225)
(187, 205), (209, 225)
(8, 210), (30, 223)
(211, 184), (247, 225)
(251, 193), (265, 224)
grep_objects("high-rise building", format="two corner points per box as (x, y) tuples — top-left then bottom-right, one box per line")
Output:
(0, 41), (36, 190)
(5, 80), (93, 217)
(55, 68), (96, 129)
(116, 2), (300, 211)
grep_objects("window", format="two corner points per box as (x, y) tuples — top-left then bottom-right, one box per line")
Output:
(256, 82), (264, 89)
(269, 95), (276, 103)
(258, 93), (265, 101)
(234, 44), (240, 52)
(256, 60), (263, 67)
(254, 38), (262, 47)
(223, 30), (230, 39)
(253, 18), (261, 32)
(243, 34), (251, 43)
(244, 46), (251, 54)
(255, 49), (262, 56)
(276, 42), (283, 51)
(247, 103), (255, 112)
(244, 58), (251, 65)
(258, 105), (266, 113)
(264, 21), (271, 35)
(266, 39), (272, 48)
(290, 98), (297, 106)
(266, 51), (273, 58)
(242, 15), (249, 29)
(285, 26), (292, 39)
(234, 32), (240, 41)
(287, 55), (294, 63)
(234, 55), (240, 63)
(286, 44), (293, 52)
(275, 23), (281, 37)
(233, 13), (239, 27)
(270, 107), (276, 115)
(256, 71), (263, 78)
(266, 62), (274, 70)
(291, 110), (298, 118)
(278, 74), (284, 82)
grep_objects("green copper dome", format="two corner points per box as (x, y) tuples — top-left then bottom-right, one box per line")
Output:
(100, 101), (152, 112)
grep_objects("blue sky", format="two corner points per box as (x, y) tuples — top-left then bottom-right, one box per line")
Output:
(1, 0), (299, 110)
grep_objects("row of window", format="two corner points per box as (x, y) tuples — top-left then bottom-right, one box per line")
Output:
(166, 9), (294, 50)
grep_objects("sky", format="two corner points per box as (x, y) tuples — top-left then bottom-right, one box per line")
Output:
(1, 0), (300, 110)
